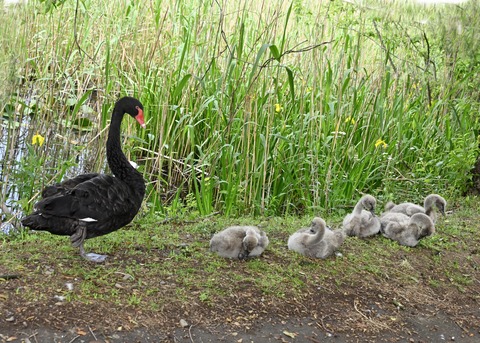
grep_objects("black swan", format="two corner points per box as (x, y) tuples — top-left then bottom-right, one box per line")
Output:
(21, 96), (146, 262)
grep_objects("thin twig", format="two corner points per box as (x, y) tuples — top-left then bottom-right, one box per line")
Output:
(68, 335), (80, 343)
(73, 0), (94, 62)
(147, 6), (169, 72)
(200, 0), (228, 81)
(88, 327), (97, 340)
(353, 299), (390, 331)
(454, 320), (470, 333)
(372, 19), (397, 74)
(353, 299), (370, 320)
(32, 331), (39, 343)
(19, 331), (38, 343)
(188, 324), (195, 343)
(316, 314), (333, 334)
(422, 31), (433, 106)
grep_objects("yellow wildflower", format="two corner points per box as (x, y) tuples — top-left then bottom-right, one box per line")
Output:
(32, 133), (45, 147)
(345, 116), (356, 125)
(274, 103), (283, 113)
(375, 138), (387, 149)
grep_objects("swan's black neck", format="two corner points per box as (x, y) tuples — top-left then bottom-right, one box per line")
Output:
(107, 107), (145, 199)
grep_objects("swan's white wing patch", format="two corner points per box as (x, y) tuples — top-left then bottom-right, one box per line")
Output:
(80, 217), (98, 222)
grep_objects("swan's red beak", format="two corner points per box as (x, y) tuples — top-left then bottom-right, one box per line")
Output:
(135, 109), (146, 128)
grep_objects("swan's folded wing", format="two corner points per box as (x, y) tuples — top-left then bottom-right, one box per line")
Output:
(36, 174), (140, 222)
(41, 173), (100, 198)
(383, 222), (405, 237)
(404, 204), (424, 216)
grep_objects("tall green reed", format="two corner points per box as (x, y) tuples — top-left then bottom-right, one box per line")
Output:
(1, 0), (478, 221)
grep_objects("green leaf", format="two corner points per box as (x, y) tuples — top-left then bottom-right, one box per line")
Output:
(248, 43), (271, 88)
(70, 90), (93, 118)
(172, 74), (192, 101)
(286, 67), (295, 103)
(280, 2), (293, 53)
(269, 45), (281, 62)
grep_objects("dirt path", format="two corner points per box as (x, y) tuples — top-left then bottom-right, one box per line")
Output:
(1, 310), (478, 343)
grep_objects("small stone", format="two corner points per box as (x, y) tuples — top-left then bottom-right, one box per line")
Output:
(5, 316), (15, 322)
(44, 267), (54, 276)
(179, 319), (189, 328)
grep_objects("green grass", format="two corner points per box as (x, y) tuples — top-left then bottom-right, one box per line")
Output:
(0, 0), (479, 220)
(2, 196), (478, 313)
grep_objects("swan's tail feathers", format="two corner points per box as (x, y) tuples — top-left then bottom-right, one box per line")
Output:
(21, 212), (50, 230)
(21, 212), (76, 237)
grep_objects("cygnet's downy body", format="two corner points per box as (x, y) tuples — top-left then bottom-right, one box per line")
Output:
(342, 195), (381, 238)
(384, 194), (446, 223)
(288, 217), (345, 259)
(210, 226), (269, 260)
(381, 213), (435, 247)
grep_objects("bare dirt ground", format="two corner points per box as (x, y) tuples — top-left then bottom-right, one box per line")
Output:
(1, 253), (479, 343)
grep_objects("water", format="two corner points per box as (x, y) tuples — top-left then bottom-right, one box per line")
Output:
(1, 102), (31, 233)
(1, 96), (102, 234)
